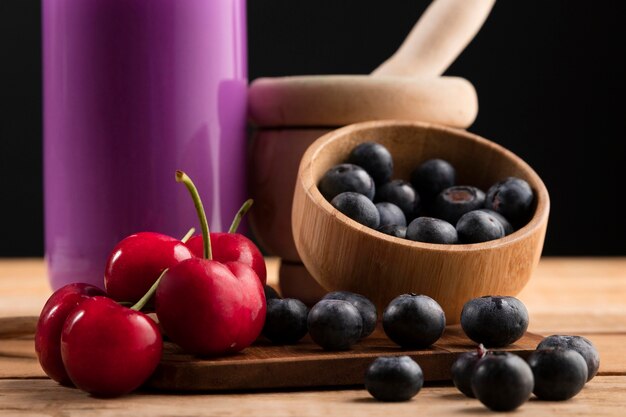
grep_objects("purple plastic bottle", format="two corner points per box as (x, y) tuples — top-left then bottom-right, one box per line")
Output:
(43, 0), (248, 290)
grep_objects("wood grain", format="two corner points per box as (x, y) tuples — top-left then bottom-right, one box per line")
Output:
(0, 258), (625, 416)
(292, 121), (550, 323)
(1, 376), (625, 417)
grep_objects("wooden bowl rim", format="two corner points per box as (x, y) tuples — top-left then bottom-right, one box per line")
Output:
(298, 120), (550, 253)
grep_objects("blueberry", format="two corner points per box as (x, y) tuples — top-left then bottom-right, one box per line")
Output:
(318, 163), (375, 201)
(477, 209), (514, 235)
(471, 352), (534, 411)
(537, 335), (600, 381)
(456, 210), (505, 243)
(264, 285), (281, 300)
(375, 180), (420, 220)
(262, 298), (309, 344)
(347, 142), (393, 185)
(322, 291), (377, 339)
(410, 159), (456, 202)
(451, 345), (488, 398)
(331, 192), (380, 229)
(460, 296), (529, 347)
(377, 224), (407, 239)
(383, 294), (446, 348)
(365, 356), (424, 402)
(406, 217), (458, 244)
(485, 177), (534, 227)
(307, 299), (362, 350)
(376, 202), (407, 227)
(432, 186), (485, 224)
(528, 348), (588, 401)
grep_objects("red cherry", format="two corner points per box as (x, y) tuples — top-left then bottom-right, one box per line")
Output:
(60, 296), (162, 397)
(35, 283), (106, 385)
(104, 232), (193, 302)
(186, 233), (267, 285)
(155, 258), (265, 355)
(155, 171), (266, 355)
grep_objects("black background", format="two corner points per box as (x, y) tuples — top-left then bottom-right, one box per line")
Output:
(2, 1), (625, 256)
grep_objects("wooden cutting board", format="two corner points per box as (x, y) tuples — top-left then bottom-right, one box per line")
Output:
(147, 326), (543, 391)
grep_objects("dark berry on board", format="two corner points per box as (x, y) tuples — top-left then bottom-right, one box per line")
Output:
(377, 224), (407, 239)
(365, 356), (424, 402)
(307, 299), (362, 351)
(471, 352), (534, 412)
(330, 192), (380, 229)
(318, 163), (375, 201)
(477, 209), (514, 235)
(375, 180), (420, 220)
(485, 177), (534, 227)
(456, 210), (505, 243)
(347, 142), (394, 185)
(410, 159), (456, 202)
(383, 294), (446, 348)
(451, 345), (488, 398)
(322, 291), (377, 339)
(262, 298), (309, 344)
(537, 335), (600, 381)
(432, 186), (485, 224)
(406, 217), (458, 244)
(376, 202), (407, 228)
(528, 348), (588, 401)
(264, 285), (281, 300)
(460, 296), (529, 347)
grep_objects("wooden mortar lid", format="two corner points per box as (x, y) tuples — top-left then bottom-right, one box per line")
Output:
(248, 75), (478, 129)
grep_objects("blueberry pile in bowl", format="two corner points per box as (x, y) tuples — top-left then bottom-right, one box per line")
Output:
(292, 120), (550, 323)
(319, 141), (535, 244)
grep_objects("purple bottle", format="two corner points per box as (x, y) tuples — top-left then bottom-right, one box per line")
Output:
(43, 0), (248, 290)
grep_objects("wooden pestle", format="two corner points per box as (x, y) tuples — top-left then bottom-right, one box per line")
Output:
(249, 0), (496, 128)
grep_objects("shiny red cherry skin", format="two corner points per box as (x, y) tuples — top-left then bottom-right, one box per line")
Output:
(104, 232), (193, 302)
(155, 258), (266, 355)
(60, 296), (162, 397)
(35, 283), (106, 385)
(186, 233), (267, 285)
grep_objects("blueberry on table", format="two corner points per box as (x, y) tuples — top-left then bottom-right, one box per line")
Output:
(318, 163), (375, 201)
(347, 142), (394, 185)
(376, 202), (407, 227)
(528, 348), (588, 401)
(307, 299), (362, 350)
(537, 335), (600, 381)
(322, 291), (377, 339)
(451, 345), (488, 398)
(377, 224), (407, 239)
(264, 285), (281, 300)
(485, 177), (534, 227)
(432, 186), (485, 224)
(383, 294), (446, 348)
(456, 210), (505, 243)
(365, 356), (424, 402)
(330, 192), (380, 229)
(477, 209), (514, 235)
(406, 217), (458, 244)
(262, 298), (309, 344)
(375, 180), (420, 220)
(460, 296), (529, 347)
(410, 158), (456, 202)
(471, 352), (534, 411)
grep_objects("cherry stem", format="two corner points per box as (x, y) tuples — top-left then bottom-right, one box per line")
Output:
(228, 199), (254, 233)
(175, 171), (212, 260)
(130, 227), (195, 311)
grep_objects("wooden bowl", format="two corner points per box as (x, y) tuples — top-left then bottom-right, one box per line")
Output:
(292, 120), (549, 324)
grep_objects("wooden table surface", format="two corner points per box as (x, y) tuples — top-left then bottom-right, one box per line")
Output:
(1, 257), (625, 416)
